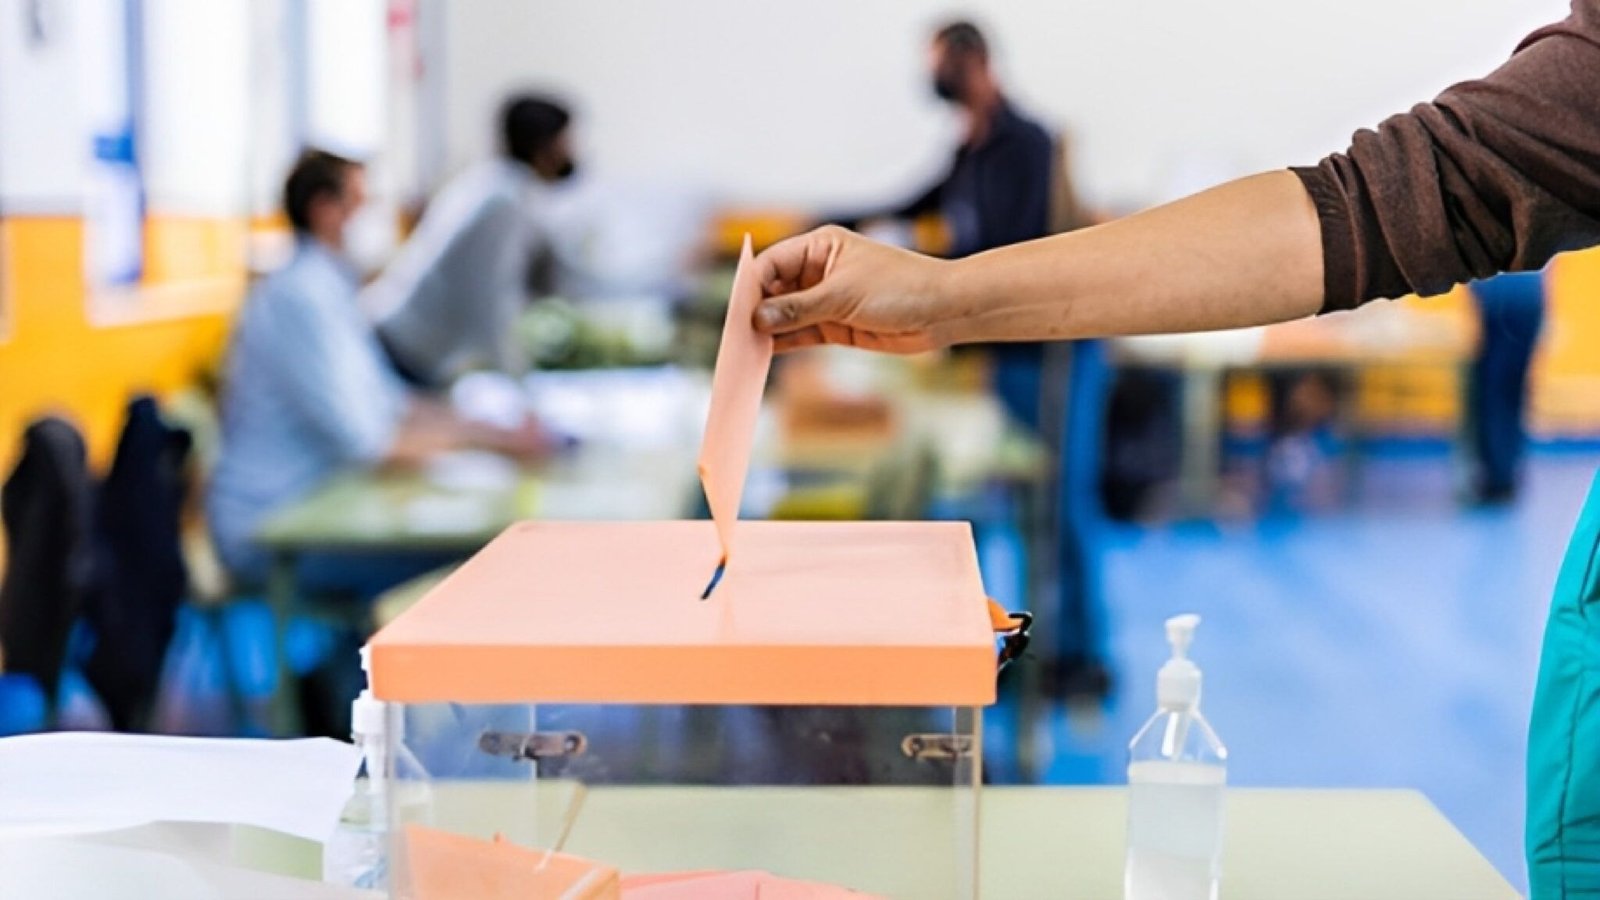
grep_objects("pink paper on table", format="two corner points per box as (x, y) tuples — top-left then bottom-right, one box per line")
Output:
(404, 824), (620, 899)
(697, 233), (773, 562)
(620, 869), (885, 899)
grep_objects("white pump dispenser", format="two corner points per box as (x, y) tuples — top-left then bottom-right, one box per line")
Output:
(324, 647), (392, 889)
(1125, 614), (1227, 900)
(1158, 613), (1202, 711)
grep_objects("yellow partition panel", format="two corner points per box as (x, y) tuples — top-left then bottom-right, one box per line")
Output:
(0, 216), (237, 475)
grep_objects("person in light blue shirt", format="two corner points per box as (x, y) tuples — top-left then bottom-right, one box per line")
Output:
(209, 150), (547, 595)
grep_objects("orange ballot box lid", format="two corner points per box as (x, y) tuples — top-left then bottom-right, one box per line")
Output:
(367, 519), (996, 707)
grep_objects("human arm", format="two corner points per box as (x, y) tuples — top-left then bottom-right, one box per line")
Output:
(382, 398), (550, 467)
(753, 2), (1600, 351)
(265, 280), (547, 468)
(753, 171), (1322, 352)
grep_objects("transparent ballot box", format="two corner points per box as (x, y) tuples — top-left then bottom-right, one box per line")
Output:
(365, 520), (1023, 899)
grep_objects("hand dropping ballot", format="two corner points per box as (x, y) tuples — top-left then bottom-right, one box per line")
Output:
(355, 233), (1017, 897)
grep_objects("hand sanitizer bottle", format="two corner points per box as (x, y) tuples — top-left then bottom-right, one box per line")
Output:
(1125, 614), (1227, 900)
(323, 687), (392, 890)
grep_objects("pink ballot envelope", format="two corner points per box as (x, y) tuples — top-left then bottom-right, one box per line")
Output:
(697, 234), (773, 563)
(620, 870), (886, 899)
(404, 824), (620, 899)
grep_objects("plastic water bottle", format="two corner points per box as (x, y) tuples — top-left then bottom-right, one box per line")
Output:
(323, 688), (392, 890)
(1126, 614), (1227, 900)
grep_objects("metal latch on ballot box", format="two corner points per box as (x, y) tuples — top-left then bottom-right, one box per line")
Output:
(901, 733), (975, 762)
(478, 730), (588, 761)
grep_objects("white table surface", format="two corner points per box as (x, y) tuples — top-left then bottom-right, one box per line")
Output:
(263, 784), (1514, 899)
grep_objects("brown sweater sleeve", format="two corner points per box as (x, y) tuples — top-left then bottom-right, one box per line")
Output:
(1294, 0), (1600, 312)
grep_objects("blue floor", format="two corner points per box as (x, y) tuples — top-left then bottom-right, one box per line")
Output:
(45, 447), (1589, 893)
(1037, 448), (1594, 893)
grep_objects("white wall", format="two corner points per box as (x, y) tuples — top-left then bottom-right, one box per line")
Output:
(0, 0), (89, 212)
(143, 0), (252, 215)
(0, 0), (254, 216)
(441, 0), (1569, 210)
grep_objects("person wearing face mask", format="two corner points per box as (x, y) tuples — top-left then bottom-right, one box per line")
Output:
(847, 20), (1109, 699)
(859, 20), (1056, 257)
(369, 94), (580, 388)
(209, 150), (551, 602)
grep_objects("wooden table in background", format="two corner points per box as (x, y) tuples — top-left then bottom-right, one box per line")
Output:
(1116, 306), (1474, 515)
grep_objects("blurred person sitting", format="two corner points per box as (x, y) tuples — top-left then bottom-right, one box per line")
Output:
(1467, 271), (1547, 505)
(370, 94), (580, 388)
(208, 150), (547, 596)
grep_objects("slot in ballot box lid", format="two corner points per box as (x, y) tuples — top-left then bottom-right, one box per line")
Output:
(367, 520), (995, 707)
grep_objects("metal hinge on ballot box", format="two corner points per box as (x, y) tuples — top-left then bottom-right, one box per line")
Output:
(901, 733), (974, 762)
(478, 730), (588, 761)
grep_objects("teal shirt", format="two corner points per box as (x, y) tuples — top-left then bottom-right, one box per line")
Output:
(1528, 469), (1600, 896)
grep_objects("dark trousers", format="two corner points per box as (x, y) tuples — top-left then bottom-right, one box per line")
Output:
(991, 340), (1109, 668)
(1469, 273), (1546, 496)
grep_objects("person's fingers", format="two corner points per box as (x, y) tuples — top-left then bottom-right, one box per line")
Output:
(753, 283), (846, 336)
(751, 234), (807, 294)
(752, 228), (839, 297)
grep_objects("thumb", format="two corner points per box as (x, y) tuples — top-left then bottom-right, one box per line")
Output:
(753, 283), (844, 336)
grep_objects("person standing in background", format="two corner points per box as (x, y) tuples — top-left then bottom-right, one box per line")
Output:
(370, 95), (580, 388)
(861, 19), (1108, 697)
(1467, 271), (1547, 505)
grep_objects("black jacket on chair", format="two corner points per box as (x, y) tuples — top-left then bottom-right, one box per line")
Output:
(0, 418), (95, 711)
(84, 396), (192, 731)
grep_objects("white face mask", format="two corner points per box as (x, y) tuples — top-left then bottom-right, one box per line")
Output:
(341, 201), (397, 276)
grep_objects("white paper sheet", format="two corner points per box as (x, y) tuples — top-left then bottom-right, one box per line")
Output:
(0, 733), (361, 844)
(0, 836), (381, 900)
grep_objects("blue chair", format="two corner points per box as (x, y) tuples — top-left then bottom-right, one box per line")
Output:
(0, 673), (47, 736)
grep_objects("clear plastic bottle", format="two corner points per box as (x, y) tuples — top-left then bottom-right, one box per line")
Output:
(323, 688), (393, 890)
(324, 650), (431, 891)
(1125, 614), (1227, 900)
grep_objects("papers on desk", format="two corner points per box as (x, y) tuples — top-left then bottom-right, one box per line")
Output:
(422, 449), (521, 493)
(403, 493), (499, 534)
(405, 825), (620, 899)
(621, 870), (886, 898)
(0, 732), (360, 843)
(0, 828), (381, 900)
(525, 366), (710, 449)
(451, 371), (531, 431)
(401, 825), (883, 899)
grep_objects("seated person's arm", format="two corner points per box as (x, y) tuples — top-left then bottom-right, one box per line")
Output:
(383, 398), (548, 467)
(264, 289), (546, 470)
(826, 170), (948, 233)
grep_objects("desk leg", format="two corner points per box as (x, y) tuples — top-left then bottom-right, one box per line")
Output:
(1178, 366), (1224, 516)
(267, 551), (304, 736)
(1010, 479), (1044, 784)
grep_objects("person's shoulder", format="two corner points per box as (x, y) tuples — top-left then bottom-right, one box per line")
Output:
(995, 101), (1054, 150)
(427, 161), (525, 234)
(1013, 108), (1054, 146)
(253, 247), (348, 318)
